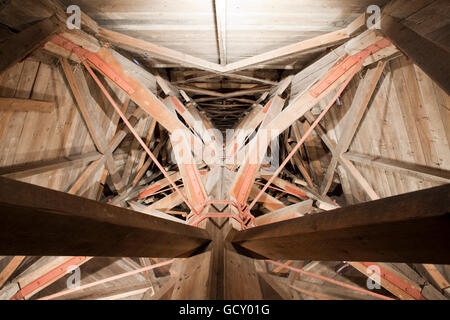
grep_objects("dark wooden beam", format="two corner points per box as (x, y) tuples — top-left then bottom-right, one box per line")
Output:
(0, 177), (210, 257)
(231, 184), (450, 263)
(0, 17), (61, 73)
(381, 5), (450, 95)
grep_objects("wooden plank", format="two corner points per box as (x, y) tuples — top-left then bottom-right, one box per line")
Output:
(349, 262), (415, 300)
(258, 273), (297, 300)
(0, 176), (211, 258)
(60, 58), (125, 194)
(214, 0), (227, 65)
(129, 203), (186, 224)
(255, 200), (313, 226)
(249, 185), (285, 211)
(147, 187), (186, 212)
(0, 151), (101, 179)
(1, 60), (40, 167)
(170, 252), (212, 299)
(339, 157), (380, 201)
(320, 61), (386, 196)
(67, 157), (105, 195)
(224, 250), (263, 299)
(295, 121), (321, 186)
(121, 117), (148, 187)
(0, 256), (25, 287)
(343, 152), (450, 184)
(259, 174), (308, 199)
(232, 184), (450, 263)
(0, 97), (54, 113)
(422, 264), (450, 290)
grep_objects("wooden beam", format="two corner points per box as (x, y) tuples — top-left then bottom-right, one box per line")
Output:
(4, 256), (92, 300)
(255, 200), (313, 226)
(320, 61), (386, 196)
(232, 184), (450, 263)
(339, 157), (380, 201)
(229, 32), (395, 206)
(344, 152), (450, 184)
(214, 0), (227, 65)
(0, 17), (61, 73)
(381, 1), (450, 95)
(259, 174), (308, 198)
(97, 27), (223, 73)
(349, 262), (422, 300)
(60, 58), (125, 194)
(0, 256), (25, 287)
(177, 85), (270, 98)
(249, 185), (285, 211)
(0, 97), (55, 113)
(0, 177), (211, 257)
(92, 48), (211, 171)
(0, 152), (101, 179)
(422, 264), (450, 290)
(222, 29), (350, 73)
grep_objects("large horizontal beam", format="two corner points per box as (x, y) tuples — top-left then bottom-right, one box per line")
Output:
(231, 184), (450, 263)
(0, 177), (211, 258)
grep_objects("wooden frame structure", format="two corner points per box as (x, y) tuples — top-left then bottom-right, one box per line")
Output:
(0, 0), (449, 301)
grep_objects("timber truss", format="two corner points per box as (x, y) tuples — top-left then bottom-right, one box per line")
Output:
(0, 0), (449, 300)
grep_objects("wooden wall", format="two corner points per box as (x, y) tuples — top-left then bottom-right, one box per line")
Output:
(314, 55), (450, 203)
(0, 53), (124, 199)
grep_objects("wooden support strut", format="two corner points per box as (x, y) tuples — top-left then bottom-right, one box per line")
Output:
(50, 34), (206, 214)
(230, 36), (394, 209)
(50, 35), (135, 95)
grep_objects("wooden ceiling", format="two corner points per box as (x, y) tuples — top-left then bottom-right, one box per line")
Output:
(61, 0), (389, 65)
